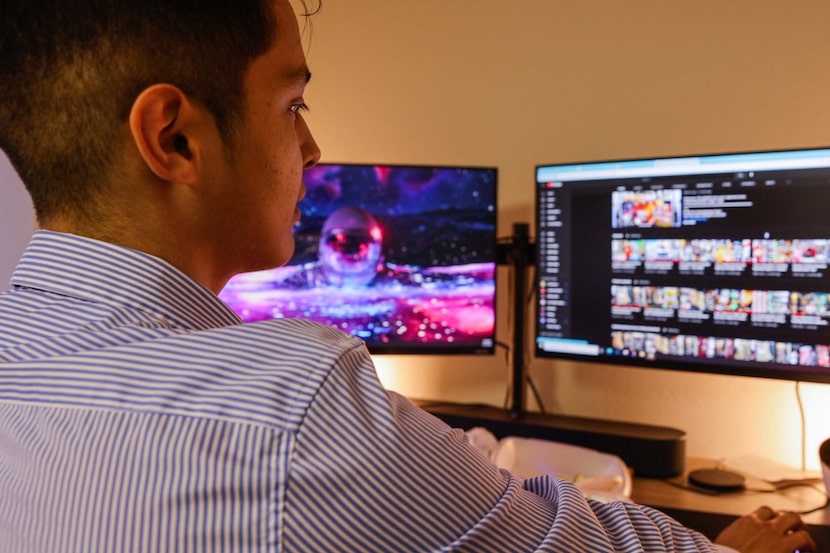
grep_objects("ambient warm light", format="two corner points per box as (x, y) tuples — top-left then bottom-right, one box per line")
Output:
(372, 356), (412, 392)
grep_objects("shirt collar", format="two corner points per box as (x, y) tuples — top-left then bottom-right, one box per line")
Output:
(11, 230), (243, 331)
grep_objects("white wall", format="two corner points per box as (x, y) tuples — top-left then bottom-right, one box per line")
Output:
(301, 0), (830, 471)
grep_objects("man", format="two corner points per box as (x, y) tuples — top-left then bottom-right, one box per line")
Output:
(0, 0), (816, 551)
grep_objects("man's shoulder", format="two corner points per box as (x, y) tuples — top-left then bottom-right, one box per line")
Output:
(0, 318), (370, 430)
(149, 317), (368, 378)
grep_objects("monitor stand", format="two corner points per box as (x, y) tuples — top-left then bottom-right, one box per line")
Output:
(417, 401), (686, 478)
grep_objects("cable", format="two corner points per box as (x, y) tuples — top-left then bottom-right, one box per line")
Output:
(522, 262), (547, 414)
(496, 340), (512, 410)
(795, 380), (807, 473)
(795, 486), (830, 515)
(771, 481), (830, 515)
(526, 375), (546, 414)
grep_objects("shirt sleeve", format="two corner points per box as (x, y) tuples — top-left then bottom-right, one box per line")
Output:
(282, 342), (718, 552)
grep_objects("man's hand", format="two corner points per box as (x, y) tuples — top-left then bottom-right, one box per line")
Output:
(714, 505), (816, 553)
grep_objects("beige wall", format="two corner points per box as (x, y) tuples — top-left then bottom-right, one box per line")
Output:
(300, 0), (830, 471)
(2, 0), (829, 471)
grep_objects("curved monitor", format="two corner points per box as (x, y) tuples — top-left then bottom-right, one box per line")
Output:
(535, 147), (830, 384)
(220, 163), (498, 354)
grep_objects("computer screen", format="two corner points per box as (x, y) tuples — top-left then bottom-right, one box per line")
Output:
(534, 147), (830, 384)
(220, 162), (498, 354)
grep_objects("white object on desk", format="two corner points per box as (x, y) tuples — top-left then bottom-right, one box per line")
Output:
(494, 436), (633, 503)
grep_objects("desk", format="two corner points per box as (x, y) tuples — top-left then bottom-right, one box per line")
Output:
(631, 458), (830, 548)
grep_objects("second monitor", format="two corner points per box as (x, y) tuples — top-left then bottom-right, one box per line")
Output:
(535, 146), (830, 385)
(220, 162), (499, 355)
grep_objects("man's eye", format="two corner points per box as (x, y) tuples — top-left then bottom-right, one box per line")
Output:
(290, 103), (310, 116)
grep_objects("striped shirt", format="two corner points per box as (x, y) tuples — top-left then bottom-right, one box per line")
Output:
(0, 230), (719, 552)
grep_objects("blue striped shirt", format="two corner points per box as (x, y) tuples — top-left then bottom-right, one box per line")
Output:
(0, 230), (718, 552)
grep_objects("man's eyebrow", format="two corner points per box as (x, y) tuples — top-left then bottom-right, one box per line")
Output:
(288, 67), (312, 85)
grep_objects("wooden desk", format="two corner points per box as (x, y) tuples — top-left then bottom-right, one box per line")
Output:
(631, 458), (830, 548)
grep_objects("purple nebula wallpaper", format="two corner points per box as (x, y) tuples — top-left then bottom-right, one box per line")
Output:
(219, 163), (498, 354)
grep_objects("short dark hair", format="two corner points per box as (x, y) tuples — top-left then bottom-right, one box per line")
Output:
(0, 0), (318, 225)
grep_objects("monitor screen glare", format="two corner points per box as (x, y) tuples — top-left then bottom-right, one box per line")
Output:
(535, 147), (830, 384)
(220, 163), (498, 354)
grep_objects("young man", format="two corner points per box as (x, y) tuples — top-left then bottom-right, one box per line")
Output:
(0, 0), (816, 551)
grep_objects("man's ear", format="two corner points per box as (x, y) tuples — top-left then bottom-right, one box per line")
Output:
(128, 84), (206, 185)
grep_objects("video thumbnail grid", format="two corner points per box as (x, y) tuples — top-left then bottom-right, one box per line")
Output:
(611, 237), (829, 275)
(609, 329), (830, 368)
(611, 284), (829, 325)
